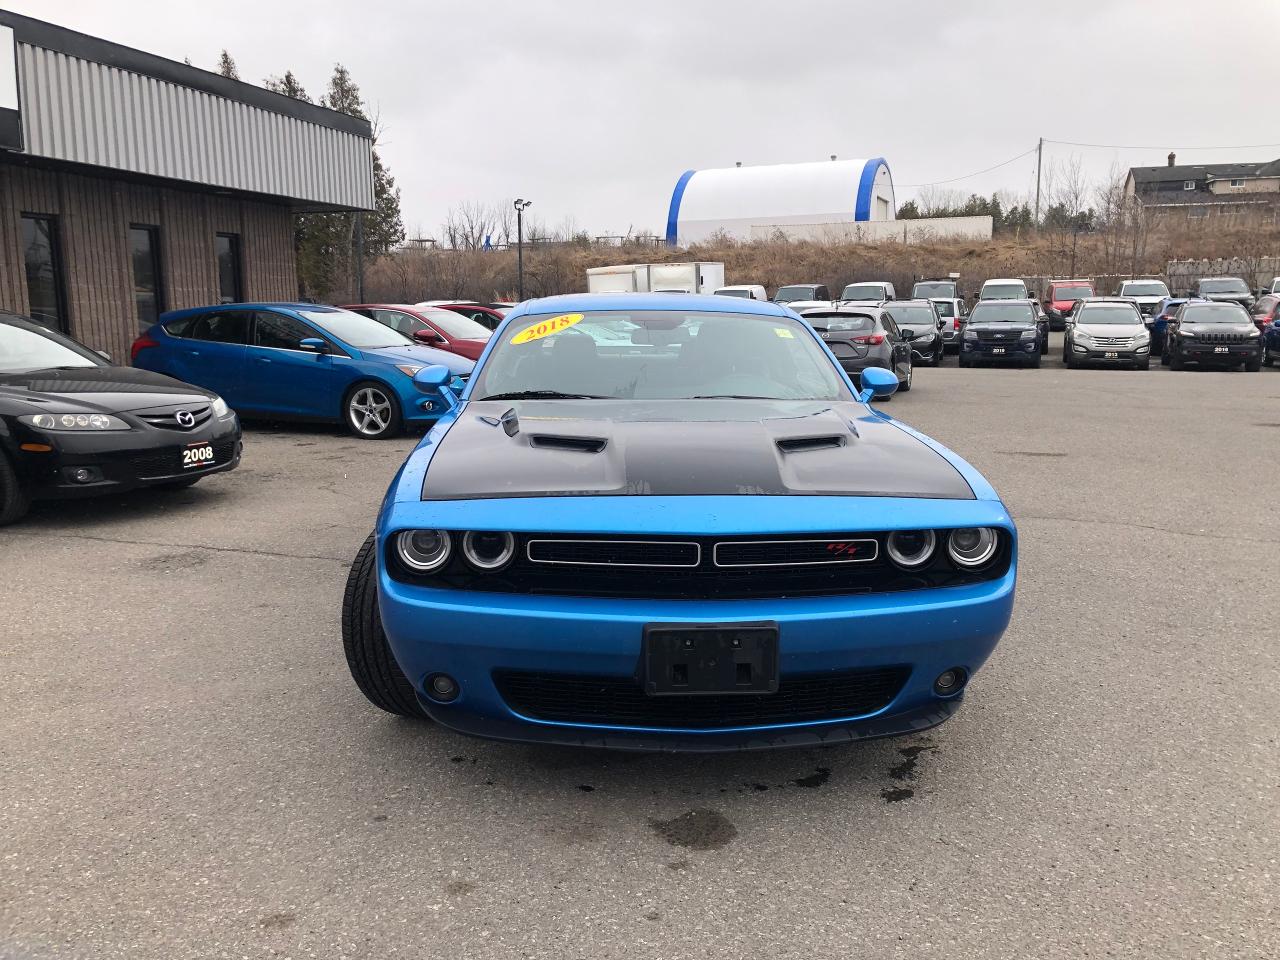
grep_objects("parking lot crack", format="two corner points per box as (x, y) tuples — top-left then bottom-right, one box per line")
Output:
(1015, 514), (1276, 546)
(0, 530), (350, 564)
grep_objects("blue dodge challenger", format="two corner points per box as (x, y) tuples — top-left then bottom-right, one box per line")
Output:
(342, 293), (1017, 751)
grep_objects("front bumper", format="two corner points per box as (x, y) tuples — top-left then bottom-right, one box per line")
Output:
(1070, 344), (1149, 365)
(1177, 342), (1261, 363)
(961, 339), (1039, 363)
(14, 417), (242, 499)
(909, 338), (940, 360)
(376, 560), (1016, 751)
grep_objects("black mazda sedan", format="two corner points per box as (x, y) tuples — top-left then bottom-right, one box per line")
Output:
(0, 313), (241, 525)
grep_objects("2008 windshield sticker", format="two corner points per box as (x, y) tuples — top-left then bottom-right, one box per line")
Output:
(512, 313), (584, 345)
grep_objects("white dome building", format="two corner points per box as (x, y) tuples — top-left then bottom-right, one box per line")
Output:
(665, 158), (895, 246)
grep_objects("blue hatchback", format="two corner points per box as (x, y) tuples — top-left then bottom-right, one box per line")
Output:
(132, 304), (473, 438)
(342, 293), (1018, 752)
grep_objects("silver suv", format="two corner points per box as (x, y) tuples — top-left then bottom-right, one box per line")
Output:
(1063, 298), (1152, 370)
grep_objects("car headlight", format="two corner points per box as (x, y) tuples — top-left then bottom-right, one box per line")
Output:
(1019, 329), (1037, 341)
(1246, 327), (1260, 338)
(211, 396), (231, 419)
(20, 413), (130, 431)
(886, 530), (936, 569)
(962, 330), (978, 341)
(395, 529), (452, 572)
(461, 531), (516, 571)
(395, 364), (425, 377)
(947, 528), (999, 568)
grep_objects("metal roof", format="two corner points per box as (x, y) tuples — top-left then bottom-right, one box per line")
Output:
(1, 11), (375, 211)
(1129, 160), (1280, 186)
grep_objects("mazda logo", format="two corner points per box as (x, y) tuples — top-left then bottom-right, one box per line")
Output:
(175, 410), (195, 428)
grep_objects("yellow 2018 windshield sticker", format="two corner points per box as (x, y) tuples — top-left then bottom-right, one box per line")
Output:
(774, 327), (795, 339)
(512, 313), (584, 345)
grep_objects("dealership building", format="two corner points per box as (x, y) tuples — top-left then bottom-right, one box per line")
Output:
(0, 11), (375, 361)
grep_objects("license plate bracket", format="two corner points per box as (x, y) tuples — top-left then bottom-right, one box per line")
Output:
(182, 441), (216, 470)
(1214, 346), (1228, 353)
(643, 622), (779, 696)
(1104, 351), (1118, 359)
(991, 346), (1006, 354)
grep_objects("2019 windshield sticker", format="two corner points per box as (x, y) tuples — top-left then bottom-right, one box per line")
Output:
(512, 313), (584, 345)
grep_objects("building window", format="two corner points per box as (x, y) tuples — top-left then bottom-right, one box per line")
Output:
(21, 214), (68, 333)
(1187, 207), (1209, 219)
(215, 233), (243, 303)
(1230, 178), (1245, 187)
(130, 225), (164, 329)
(1183, 180), (1196, 191)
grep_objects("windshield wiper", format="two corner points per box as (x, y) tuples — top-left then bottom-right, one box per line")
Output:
(691, 394), (783, 400)
(476, 390), (611, 401)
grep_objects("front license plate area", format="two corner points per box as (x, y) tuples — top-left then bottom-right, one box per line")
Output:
(1214, 346), (1228, 353)
(1104, 351), (1118, 359)
(643, 622), (779, 696)
(991, 346), (1006, 354)
(182, 442), (216, 470)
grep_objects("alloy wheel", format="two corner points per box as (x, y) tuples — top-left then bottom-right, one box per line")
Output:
(349, 387), (393, 436)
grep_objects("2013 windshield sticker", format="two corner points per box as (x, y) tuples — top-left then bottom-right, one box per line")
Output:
(512, 313), (584, 345)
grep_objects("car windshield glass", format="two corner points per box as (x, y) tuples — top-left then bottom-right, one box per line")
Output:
(841, 284), (884, 300)
(1198, 279), (1248, 295)
(802, 313), (876, 332)
(1121, 281), (1169, 297)
(715, 289), (751, 298)
(983, 283), (1026, 299)
(1052, 285), (1093, 300)
(773, 286), (814, 302)
(932, 301), (955, 317)
(418, 309), (492, 340)
(1182, 304), (1250, 324)
(471, 310), (851, 402)
(885, 306), (936, 328)
(1078, 305), (1141, 324)
(913, 282), (954, 298)
(0, 321), (102, 373)
(969, 303), (1034, 322)
(298, 308), (411, 348)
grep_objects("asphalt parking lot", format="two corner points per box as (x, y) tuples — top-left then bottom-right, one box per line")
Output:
(3, 335), (1278, 959)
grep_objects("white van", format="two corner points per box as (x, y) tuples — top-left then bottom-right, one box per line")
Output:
(979, 278), (1030, 300)
(714, 285), (768, 300)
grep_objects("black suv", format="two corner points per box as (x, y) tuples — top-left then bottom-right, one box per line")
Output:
(885, 300), (945, 366)
(959, 300), (1048, 368)
(1163, 301), (1263, 371)
(1193, 277), (1255, 311)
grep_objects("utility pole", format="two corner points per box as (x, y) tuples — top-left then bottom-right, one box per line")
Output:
(513, 198), (532, 301)
(1034, 137), (1043, 227)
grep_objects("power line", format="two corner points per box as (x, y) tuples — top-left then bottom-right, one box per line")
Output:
(1045, 138), (1280, 152)
(896, 146), (1038, 188)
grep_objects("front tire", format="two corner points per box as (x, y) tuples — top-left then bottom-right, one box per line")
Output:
(1245, 352), (1261, 372)
(898, 362), (912, 392)
(0, 452), (31, 526)
(1136, 357), (1151, 371)
(342, 533), (430, 718)
(1170, 349), (1185, 370)
(345, 382), (403, 440)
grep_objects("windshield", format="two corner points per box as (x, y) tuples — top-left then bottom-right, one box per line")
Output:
(715, 289), (752, 298)
(1198, 279), (1249, 295)
(773, 286), (816, 302)
(841, 284), (885, 300)
(1181, 304), (1251, 324)
(0, 321), (103, 374)
(416, 308), (492, 340)
(1077, 305), (1141, 325)
(982, 283), (1027, 300)
(299, 308), (412, 349)
(1051, 285), (1093, 300)
(932, 301), (956, 318)
(1120, 281), (1170, 298)
(470, 310), (851, 402)
(912, 282), (955, 298)
(969, 302), (1035, 323)
(885, 305), (937, 329)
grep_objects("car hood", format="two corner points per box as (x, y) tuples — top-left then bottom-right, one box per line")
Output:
(0, 365), (215, 414)
(1199, 292), (1253, 305)
(965, 321), (1036, 333)
(897, 322), (939, 336)
(421, 399), (975, 501)
(447, 339), (489, 361)
(1181, 322), (1258, 335)
(361, 344), (474, 374)
(1049, 299), (1083, 310)
(1075, 322), (1146, 336)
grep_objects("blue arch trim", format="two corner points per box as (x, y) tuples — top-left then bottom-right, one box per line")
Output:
(855, 157), (890, 221)
(665, 169), (697, 246)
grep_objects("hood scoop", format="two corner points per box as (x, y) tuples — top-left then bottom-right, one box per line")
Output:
(776, 434), (847, 453)
(529, 434), (608, 453)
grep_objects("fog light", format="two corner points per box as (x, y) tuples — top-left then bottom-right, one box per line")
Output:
(933, 669), (966, 695)
(63, 466), (102, 484)
(426, 673), (459, 702)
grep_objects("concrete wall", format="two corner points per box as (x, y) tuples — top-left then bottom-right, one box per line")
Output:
(1, 160), (297, 360)
(747, 216), (993, 244)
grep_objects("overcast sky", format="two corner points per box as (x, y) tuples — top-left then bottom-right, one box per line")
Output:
(21, 0), (1280, 238)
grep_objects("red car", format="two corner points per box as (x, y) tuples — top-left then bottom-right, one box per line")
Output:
(1043, 279), (1095, 330)
(342, 304), (491, 361)
(433, 303), (508, 331)
(1251, 293), (1279, 332)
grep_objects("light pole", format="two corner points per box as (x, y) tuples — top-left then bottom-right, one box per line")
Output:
(513, 198), (532, 300)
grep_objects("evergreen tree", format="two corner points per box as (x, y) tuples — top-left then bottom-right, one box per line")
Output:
(216, 50), (239, 80)
(896, 200), (921, 219)
(264, 71), (310, 102)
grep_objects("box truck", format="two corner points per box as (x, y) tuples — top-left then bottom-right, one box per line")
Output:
(586, 262), (725, 295)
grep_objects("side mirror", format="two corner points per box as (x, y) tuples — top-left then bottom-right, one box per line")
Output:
(900, 329), (916, 340)
(412, 364), (459, 412)
(299, 337), (326, 353)
(413, 328), (444, 344)
(857, 366), (898, 402)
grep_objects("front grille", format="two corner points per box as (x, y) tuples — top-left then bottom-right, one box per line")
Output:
(527, 539), (700, 567)
(1140, 303), (1158, 315)
(390, 532), (1012, 599)
(136, 406), (213, 431)
(131, 438), (237, 479)
(1090, 336), (1134, 347)
(976, 332), (1021, 342)
(1193, 332), (1248, 344)
(493, 666), (911, 729)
